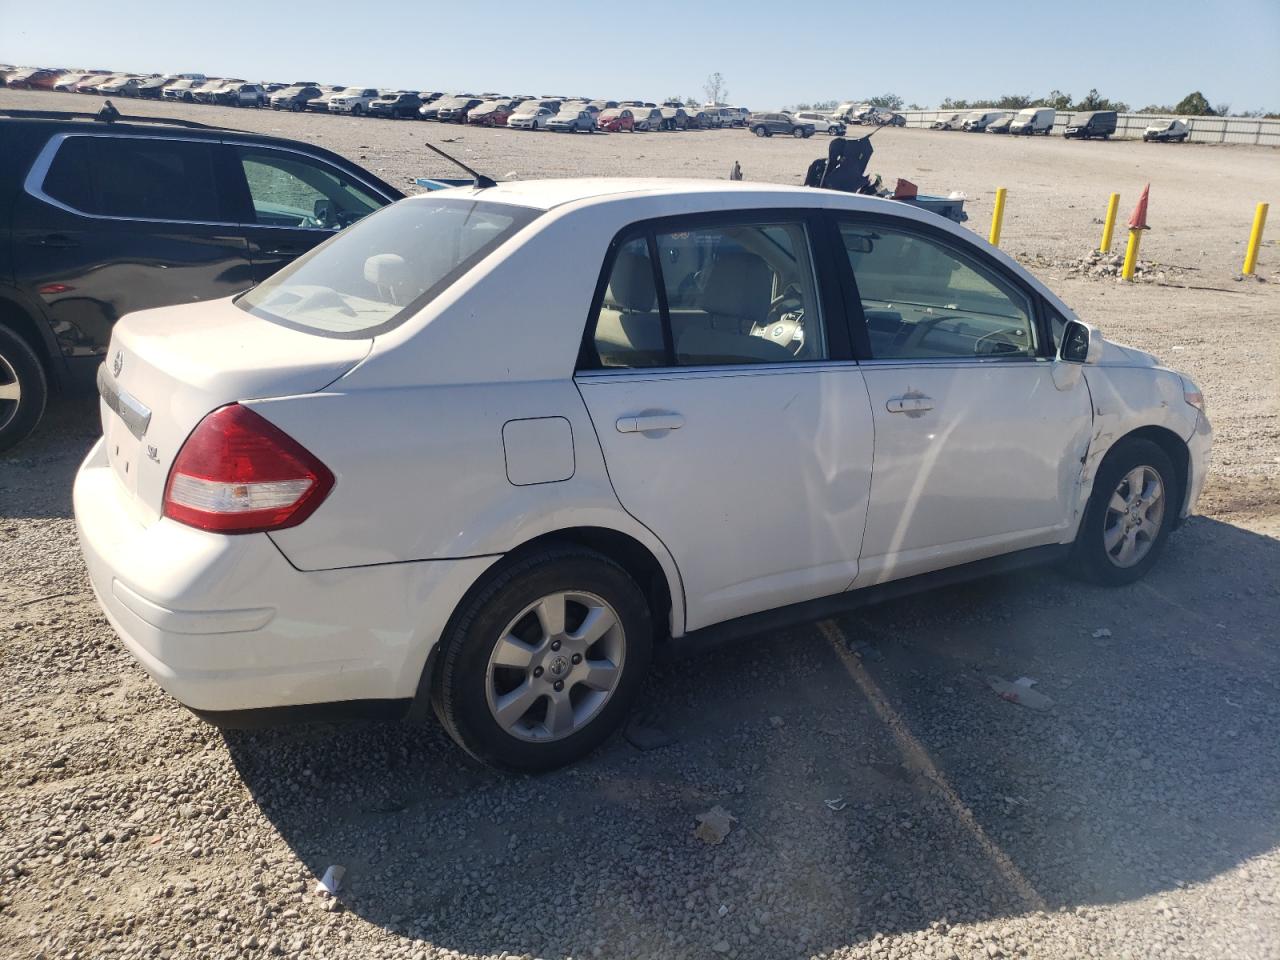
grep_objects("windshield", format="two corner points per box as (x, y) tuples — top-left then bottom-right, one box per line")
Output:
(237, 198), (540, 338)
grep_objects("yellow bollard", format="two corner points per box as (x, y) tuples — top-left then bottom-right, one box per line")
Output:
(1122, 229), (1142, 280)
(1243, 202), (1269, 275)
(1100, 192), (1120, 253)
(989, 187), (1007, 246)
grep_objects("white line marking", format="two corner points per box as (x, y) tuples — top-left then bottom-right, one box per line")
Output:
(818, 618), (1047, 912)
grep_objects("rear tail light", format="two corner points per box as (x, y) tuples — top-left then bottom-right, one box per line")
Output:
(163, 404), (334, 534)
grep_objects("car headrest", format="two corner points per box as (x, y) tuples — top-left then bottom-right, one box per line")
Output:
(604, 250), (656, 312)
(702, 250), (773, 322)
(364, 253), (409, 287)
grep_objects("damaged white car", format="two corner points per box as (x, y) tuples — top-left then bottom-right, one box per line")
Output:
(75, 179), (1211, 770)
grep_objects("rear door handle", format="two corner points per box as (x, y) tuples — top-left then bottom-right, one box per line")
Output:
(886, 395), (934, 414)
(616, 413), (684, 434)
(31, 233), (80, 248)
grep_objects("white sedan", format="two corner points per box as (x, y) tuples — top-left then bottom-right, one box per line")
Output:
(75, 179), (1212, 771)
(507, 105), (554, 130)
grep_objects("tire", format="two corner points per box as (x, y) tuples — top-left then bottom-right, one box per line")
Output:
(1069, 438), (1179, 586)
(0, 326), (48, 455)
(792, 127), (805, 138)
(431, 546), (653, 772)
(351, 104), (363, 117)
(753, 125), (766, 138)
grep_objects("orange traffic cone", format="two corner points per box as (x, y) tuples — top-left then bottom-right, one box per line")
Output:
(1123, 183), (1150, 280)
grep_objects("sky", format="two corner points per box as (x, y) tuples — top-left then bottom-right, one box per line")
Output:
(3, 0), (1278, 112)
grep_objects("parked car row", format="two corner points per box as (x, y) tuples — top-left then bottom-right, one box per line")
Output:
(926, 106), (1183, 142)
(0, 68), (755, 135)
(414, 96), (748, 132)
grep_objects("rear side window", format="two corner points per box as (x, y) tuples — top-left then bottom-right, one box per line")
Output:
(41, 136), (94, 212)
(38, 135), (221, 221)
(237, 197), (540, 337)
(90, 138), (220, 221)
(588, 219), (826, 369)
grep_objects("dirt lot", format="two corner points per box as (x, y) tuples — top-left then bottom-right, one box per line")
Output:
(1, 90), (1278, 960)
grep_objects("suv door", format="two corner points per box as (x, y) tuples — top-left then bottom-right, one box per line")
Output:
(833, 214), (1093, 585)
(225, 143), (390, 281)
(11, 131), (253, 360)
(575, 212), (874, 631)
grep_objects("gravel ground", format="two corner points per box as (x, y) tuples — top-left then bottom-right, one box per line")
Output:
(1, 90), (1278, 960)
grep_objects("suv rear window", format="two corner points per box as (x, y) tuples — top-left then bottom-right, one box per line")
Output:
(237, 197), (540, 337)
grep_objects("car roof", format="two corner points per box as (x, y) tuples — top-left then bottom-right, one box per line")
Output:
(418, 177), (894, 213)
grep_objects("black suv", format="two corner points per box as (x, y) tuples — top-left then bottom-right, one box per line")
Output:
(0, 110), (403, 451)
(747, 112), (815, 139)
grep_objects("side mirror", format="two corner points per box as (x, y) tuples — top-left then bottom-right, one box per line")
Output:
(1060, 319), (1103, 364)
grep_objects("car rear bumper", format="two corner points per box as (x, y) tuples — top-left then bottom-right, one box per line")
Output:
(74, 438), (497, 715)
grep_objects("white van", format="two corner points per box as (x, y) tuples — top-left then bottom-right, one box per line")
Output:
(1010, 107), (1055, 135)
(961, 110), (1006, 132)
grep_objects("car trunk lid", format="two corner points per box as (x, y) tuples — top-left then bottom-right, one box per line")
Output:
(98, 297), (369, 523)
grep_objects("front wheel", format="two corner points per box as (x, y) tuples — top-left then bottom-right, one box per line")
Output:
(431, 547), (653, 771)
(0, 326), (48, 454)
(1069, 438), (1178, 586)
(753, 125), (766, 137)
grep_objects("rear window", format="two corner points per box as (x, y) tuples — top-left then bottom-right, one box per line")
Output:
(236, 197), (540, 338)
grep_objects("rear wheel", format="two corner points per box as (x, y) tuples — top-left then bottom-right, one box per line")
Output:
(431, 547), (653, 771)
(0, 326), (48, 454)
(1070, 438), (1178, 586)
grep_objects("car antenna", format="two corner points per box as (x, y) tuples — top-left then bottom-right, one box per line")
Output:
(422, 139), (497, 189)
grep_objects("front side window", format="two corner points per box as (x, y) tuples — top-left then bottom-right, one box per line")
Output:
(840, 222), (1036, 360)
(234, 146), (384, 230)
(589, 219), (826, 368)
(237, 197), (539, 337)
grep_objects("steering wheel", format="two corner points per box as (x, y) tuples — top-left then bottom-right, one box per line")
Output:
(973, 327), (1028, 356)
(751, 288), (808, 356)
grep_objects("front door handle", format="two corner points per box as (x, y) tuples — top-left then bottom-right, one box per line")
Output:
(616, 413), (684, 434)
(886, 395), (934, 414)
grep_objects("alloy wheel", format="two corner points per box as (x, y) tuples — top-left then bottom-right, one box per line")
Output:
(485, 590), (626, 743)
(1103, 465), (1166, 568)
(0, 351), (20, 430)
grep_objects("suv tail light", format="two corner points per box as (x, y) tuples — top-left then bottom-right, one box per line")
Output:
(163, 404), (334, 534)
